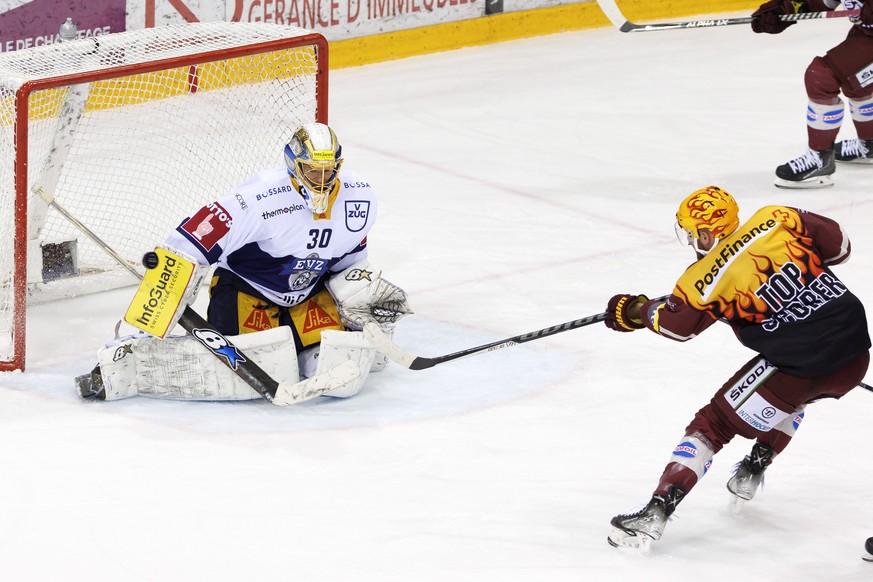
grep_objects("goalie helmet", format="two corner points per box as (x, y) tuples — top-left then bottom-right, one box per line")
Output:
(284, 122), (343, 214)
(675, 185), (740, 245)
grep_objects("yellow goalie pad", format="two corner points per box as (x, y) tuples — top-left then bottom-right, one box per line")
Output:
(123, 247), (203, 338)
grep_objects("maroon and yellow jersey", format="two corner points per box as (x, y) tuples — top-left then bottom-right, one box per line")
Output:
(642, 206), (870, 377)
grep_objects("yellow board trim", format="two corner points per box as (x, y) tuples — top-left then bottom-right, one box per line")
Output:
(330, 1), (761, 69)
(9, 3), (761, 120)
(11, 46), (318, 124)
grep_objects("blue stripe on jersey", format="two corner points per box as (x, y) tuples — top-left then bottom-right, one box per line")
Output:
(334, 240), (367, 263)
(225, 242), (315, 294)
(175, 225), (224, 264)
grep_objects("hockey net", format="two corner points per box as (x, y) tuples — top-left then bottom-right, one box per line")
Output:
(0, 22), (328, 371)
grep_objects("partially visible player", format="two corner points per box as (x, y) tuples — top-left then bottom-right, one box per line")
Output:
(751, 0), (873, 187)
(603, 186), (870, 550)
(77, 122), (411, 403)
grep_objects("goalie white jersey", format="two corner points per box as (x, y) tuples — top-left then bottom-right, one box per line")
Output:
(164, 166), (377, 307)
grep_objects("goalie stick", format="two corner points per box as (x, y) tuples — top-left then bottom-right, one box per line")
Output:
(363, 295), (670, 370)
(595, 0), (860, 33)
(33, 22), (354, 405)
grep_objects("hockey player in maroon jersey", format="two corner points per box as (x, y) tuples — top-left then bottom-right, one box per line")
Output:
(751, 0), (873, 187)
(603, 186), (870, 550)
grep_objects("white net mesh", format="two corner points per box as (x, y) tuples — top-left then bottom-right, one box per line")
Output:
(0, 22), (326, 369)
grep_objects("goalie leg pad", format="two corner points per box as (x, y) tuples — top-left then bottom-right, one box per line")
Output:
(97, 326), (299, 401)
(96, 336), (142, 401)
(369, 328), (393, 373)
(314, 330), (377, 398)
(297, 328), (386, 377)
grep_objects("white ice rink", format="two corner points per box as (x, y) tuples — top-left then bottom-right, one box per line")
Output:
(2, 13), (873, 581)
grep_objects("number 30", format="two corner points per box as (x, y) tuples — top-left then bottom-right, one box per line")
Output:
(307, 229), (332, 249)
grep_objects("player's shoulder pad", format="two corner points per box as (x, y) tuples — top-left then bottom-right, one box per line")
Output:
(232, 167), (297, 211)
(750, 205), (800, 223)
(337, 168), (375, 195)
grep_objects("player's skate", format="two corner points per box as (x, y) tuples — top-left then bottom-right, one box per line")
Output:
(607, 486), (685, 552)
(774, 148), (835, 189)
(726, 442), (774, 512)
(75, 364), (106, 400)
(863, 537), (873, 562)
(835, 138), (873, 164)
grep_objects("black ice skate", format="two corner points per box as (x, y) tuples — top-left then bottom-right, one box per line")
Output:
(863, 537), (873, 562)
(835, 138), (873, 164)
(607, 485), (685, 551)
(75, 365), (106, 400)
(726, 442), (774, 512)
(774, 148), (835, 189)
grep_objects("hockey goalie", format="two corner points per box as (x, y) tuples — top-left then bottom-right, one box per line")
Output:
(76, 122), (412, 404)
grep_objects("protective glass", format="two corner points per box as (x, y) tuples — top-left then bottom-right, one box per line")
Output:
(674, 222), (693, 246)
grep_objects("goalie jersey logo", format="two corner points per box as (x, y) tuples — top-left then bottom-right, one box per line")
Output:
(345, 200), (370, 232)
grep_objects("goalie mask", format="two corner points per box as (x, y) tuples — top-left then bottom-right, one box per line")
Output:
(284, 122), (343, 214)
(675, 185), (739, 253)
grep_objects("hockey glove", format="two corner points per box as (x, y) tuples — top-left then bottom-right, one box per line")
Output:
(326, 261), (414, 331)
(751, 0), (807, 34)
(605, 294), (649, 332)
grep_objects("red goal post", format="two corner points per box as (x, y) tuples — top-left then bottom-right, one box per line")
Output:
(0, 22), (328, 371)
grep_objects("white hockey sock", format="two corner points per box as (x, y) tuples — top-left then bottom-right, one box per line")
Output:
(848, 95), (873, 132)
(806, 99), (844, 133)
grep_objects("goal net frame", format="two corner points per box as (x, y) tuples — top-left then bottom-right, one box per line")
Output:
(0, 22), (329, 371)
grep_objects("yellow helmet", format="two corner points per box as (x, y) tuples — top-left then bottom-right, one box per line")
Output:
(284, 122), (343, 214)
(675, 186), (740, 240)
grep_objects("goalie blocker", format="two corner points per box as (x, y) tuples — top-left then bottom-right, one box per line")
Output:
(124, 246), (207, 338)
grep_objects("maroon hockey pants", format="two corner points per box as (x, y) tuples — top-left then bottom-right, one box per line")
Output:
(805, 27), (873, 149)
(654, 350), (870, 496)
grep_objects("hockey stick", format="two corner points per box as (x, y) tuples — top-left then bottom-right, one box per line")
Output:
(365, 297), (873, 400)
(363, 295), (671, 370)
(31, 25), (353, 405)
(596, 1), (860, 33)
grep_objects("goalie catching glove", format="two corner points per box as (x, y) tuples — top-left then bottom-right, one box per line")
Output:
(326, 260), (413, 330)
(605, 294), (649, 332)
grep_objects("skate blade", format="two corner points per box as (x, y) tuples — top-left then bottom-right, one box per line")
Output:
(607, 527), (653, 553)
(75, 373), (94, 398)
(75, 371), (105, 400)
(729, 494), (748, 514)
(774, 174), (834, 189)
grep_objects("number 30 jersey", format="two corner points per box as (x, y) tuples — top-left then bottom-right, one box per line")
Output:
(164, 166), (377, 307)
